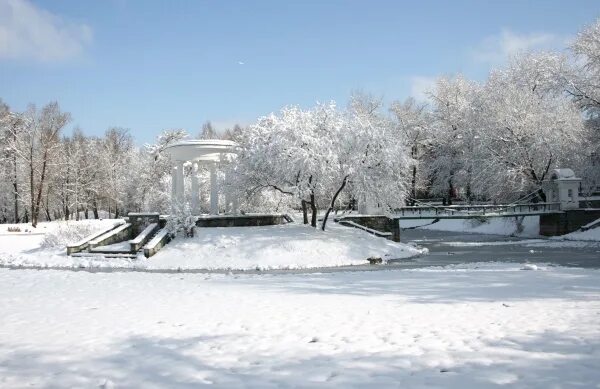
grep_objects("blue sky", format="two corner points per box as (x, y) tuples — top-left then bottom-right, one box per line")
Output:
(1, 0), (599, 143)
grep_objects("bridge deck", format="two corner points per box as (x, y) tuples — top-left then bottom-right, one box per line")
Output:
(394, 211), (562, 220)
(393, 202), (563, 220)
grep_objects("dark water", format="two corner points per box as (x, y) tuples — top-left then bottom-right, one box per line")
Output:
(399, 229), (600, 269)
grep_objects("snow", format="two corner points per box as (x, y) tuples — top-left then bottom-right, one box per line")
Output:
(130, 222), (158, 245)
(145, 229), (169, 249)
(0, 264), (599, 387)
(147, 223), (424, 270)
(559, 226), (600, 242)
(438, 238), (600, 250)
(0, 219), (120, 254)
(400, 216), (541, 237)
(89, 223), (131, 246)
(91, 241), (131, 252)
(0, 221), (425, 270)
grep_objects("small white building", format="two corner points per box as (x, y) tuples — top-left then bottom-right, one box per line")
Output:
(542, 169), (581, 210)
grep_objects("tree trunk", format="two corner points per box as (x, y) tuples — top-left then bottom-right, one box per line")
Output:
(321, 176), (348, 231)
(466, 181), (472, 204)
(92, 198), (99, 219)
(12, 149), (19, 223)
(411, 165), (417, 205)
(32, 150), (50, 228)
(447, 176), (454, 206)
(29, 151), (35, 227)
(310, 192), (317, 228)
(301, 200), (308, 224)
(536, 188), (547, 202)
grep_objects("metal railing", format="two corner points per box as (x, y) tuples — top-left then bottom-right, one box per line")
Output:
(395, 202), (562, 218)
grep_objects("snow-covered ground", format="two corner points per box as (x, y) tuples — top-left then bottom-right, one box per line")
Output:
(0, 221), (425, 270)
(1, 264), (599, 388)
(148, 224), (423, 270)
(0, 219), (120, 255)
(559, 225), (600, 241)
(400, 216), (541, 237)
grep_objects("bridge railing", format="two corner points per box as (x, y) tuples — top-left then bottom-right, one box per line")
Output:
(395, 202), (562, 217)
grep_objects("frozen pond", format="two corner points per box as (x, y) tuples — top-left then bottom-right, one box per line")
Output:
(400, 229), (600, 269)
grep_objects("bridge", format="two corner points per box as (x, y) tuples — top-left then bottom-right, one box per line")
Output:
(393, 202), (563, 220)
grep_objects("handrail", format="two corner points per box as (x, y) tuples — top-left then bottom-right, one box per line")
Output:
(395, 202), (562, 217)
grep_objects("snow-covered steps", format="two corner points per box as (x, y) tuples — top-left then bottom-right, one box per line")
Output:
(70, 252), (138, 260)
(143, 229), (171, 258)
(88, 223), (132, 250)
(580, 218), (600, 232)
(89, 240), (133, 255)
(129, 223), (159, 252)
(66, 221), (126, 255)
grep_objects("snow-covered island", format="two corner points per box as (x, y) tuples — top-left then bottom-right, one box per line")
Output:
(0, 219), (426, 270)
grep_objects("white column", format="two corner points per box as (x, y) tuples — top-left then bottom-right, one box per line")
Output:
(224, 172), (232, 213)
(210, 163), (218, 215)
(358, 193), (368, 214)
(171, 165), (178, 213)
(191, 162), (200, 214)
(176, 160), (185, 207)
(232, 196), (239, 215)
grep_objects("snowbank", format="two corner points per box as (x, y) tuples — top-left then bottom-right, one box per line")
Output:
(558, 226), (600, 241)
(0, 220), (426, 270)
(400, 216), (540, 237)
(148, 223), (424, 270)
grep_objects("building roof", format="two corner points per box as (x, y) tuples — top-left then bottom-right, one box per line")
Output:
(549, 168), (580, 181)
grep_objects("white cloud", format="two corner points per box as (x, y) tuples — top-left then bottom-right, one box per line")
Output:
(0, 0), (92, 62)
(409, 76), (437, 102)
(471, 29), (568, 65)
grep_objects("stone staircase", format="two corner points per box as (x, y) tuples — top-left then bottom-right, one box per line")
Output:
(67, 213), (170, 259)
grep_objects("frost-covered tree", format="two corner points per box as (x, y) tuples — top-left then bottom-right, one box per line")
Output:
(0, 100), (24, 223)
(15, 103), (71, 227)
(199, 121), (218, 139)
(428, 75), (481, 203)
(234, 106), (316, 225)
(319, 94), (412, 229)
(477, 53), (585, 201)
(567, 18), (600, 114)
(566, 18), (600, 193)
(142, 129), (189, 212)
(98, 128), (134, 218)
(390, 98), (432, 204)
(235, 98), (412, 230)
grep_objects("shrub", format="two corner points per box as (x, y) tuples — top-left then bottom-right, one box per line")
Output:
(41, 224), (97, 248)
(166, 202), (197, 238)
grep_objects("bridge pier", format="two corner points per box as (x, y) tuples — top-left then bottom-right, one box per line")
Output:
(335, 215), (401, 242)
(539, 209), (600, 236)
